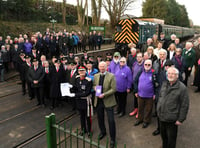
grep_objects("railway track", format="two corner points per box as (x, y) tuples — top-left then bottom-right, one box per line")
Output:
(13, 112), (78, 148)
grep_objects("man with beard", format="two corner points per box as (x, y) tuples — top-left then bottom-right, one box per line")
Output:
(129, 53), (144, 118)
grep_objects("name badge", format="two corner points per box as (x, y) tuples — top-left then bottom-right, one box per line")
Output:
(81, 85), (86, 90)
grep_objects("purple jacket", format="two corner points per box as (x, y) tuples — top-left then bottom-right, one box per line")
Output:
(23, 42), (32, 54)
(132, 61), (144, 82)
(108, 60), (119, 75)
(115, 65), (133, 92)
(138, 70), (154, 98)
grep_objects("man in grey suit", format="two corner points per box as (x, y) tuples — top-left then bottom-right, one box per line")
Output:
(93, 61), (116, 148)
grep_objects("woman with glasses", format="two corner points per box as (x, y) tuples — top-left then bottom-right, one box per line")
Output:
(114, 57), (133, 117)
(134, 59), (158, 128)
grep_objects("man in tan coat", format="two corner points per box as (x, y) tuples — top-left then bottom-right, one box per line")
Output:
(93, 61), (116, 148)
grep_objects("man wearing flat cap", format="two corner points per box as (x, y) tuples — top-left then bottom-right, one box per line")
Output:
(61, 57), (69, 82)
(106, 52), (112, 59)
(18, 52), (26, 95)
(81, 50), (88, 62)
(67, 60), (79, 110)
(49, 59), (66, 109)
(94, 55), (102, 70)
(24, 55), (34, 99)
(27, 58), (45, 106)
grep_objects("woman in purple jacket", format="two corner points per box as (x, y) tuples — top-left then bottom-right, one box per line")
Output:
(115, 57), (133, 117)
(134, 59), (158, 128)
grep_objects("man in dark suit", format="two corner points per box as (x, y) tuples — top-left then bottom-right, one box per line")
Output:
(182, 42), (196, 86)
(93, 61), (116, 148)
(43, 60), (50, 101)
(24, 55), (34, 99)
(28, 58), (45, 106)
(18, 52), (26, 95)
(11, 44), (20, 71)
(49, 59), (65, 109)
(30, 48), (40, 62)
(68, 61), (78, 110)
(159, 32), (169, 50)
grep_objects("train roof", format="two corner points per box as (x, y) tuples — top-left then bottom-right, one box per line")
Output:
(134, 19), (157, 26)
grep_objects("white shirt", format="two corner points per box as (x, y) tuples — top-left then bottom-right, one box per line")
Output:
(185, 48), (192, 54)
(169, 51), (175, 60)
(154, 48), (164, 59)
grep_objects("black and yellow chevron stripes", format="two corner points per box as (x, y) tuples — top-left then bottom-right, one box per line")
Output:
(115, 19), (139, 44)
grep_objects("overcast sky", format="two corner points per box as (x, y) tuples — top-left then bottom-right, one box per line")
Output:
(56, 0), (200, 26)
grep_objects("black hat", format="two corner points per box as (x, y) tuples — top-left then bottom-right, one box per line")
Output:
(97, 55), (102, 58)
(88, 56), (94, 60)
(61, 57), (68, 61)
(55, 59), (61, 64)
(20, 52), (25, 56)
(105, 57), (112, 61)
(69, 60), (76, 65)
(164, 60), (174, 67)
(60, 53), (64, 56)
(83, 50), (87, 53)
(69, 51), (74, 54)
(25, 55), (30, 59)
(86, 60), (93, 65)
(106, 53), (112, 56)
(32, 58), (38, 62)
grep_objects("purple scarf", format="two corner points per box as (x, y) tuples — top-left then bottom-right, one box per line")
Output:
(175, 54), (182, 68)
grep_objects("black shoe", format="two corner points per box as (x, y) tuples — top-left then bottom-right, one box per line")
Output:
(29, 97), (33, 100)
(22, 92), (26, 96)
(87, 132), (92, 138)
(152, 129), (160, 136)
(110, 140), (115, 148)
(142, 122), (149, 128)
(79, 131), (84, 136)
(134, 120), (143, 126)
(98, 133), (106, 140)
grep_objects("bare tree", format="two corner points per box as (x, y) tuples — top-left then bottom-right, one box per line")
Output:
(91, 0), (102, 26)
(62, 0), (66, 25)
(102, 0), (135, 27)
(77, 0), (88, 27)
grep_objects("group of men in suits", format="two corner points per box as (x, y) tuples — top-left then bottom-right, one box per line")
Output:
(17, 51), (81, 108)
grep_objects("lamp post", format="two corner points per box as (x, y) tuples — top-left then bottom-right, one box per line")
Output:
(50, 19), (57, 32)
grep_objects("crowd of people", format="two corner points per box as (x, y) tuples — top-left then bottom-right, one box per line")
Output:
(0, 28), (103, 81)
(1, 28), (200, 148)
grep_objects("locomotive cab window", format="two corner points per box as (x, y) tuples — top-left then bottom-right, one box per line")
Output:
(116, 25), (122, 32)
(132, 23), (139, 32)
